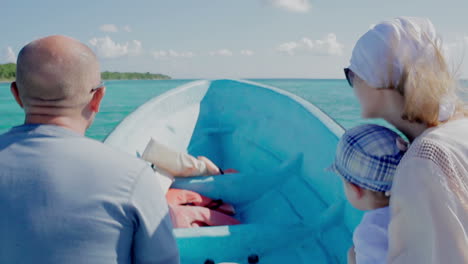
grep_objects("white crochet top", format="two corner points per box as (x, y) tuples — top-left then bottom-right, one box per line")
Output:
(388, 118), (468, 263)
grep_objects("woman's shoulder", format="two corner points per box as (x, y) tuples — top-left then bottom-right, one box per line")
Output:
(407, 118), (468, 162)
(401, 136), (459, 183)
(420, 118), (468, 143)
(394, 120), (462, 186)
(395, 119), (468, 203)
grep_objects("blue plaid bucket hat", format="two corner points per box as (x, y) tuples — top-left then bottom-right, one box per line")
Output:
(329, 124), (407, 192)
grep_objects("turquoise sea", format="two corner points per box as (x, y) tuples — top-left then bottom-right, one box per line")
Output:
(1, 79), (466, 141)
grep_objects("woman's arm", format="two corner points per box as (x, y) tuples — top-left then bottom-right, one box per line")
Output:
(141, 138), (221, 177)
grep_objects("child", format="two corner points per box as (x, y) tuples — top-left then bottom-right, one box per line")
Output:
(328, 124), (407, 264)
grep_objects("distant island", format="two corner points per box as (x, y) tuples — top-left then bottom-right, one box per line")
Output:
(101, 71), (171, 80)
(0, 63), (171, 82)
(0, 63), (15, 82)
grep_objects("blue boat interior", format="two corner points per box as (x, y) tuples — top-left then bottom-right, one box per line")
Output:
(104, 79), (364, 263)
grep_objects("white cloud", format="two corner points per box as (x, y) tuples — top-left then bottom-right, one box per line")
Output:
(277, 41), (299, 55)
(129, 40), (142, 55)
(240, 49), (254, 56)
(99, 24), (119, 33)
(88, 36), (142, 58)
(123, 25), (132, 32)
(152, 49), (195, 59)
(265, 0), (311, 13)
(277, 33), (344, 56)
(209, 49), (233, 56)
(302, 34), (344, 55)
(99, 24), (133, 33)
(2, 46), (16, 63)
(152, 50), (167, 58)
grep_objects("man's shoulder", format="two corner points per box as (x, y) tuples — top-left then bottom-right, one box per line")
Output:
(1, 124), (150, 179)
(72, 136), (148, 170)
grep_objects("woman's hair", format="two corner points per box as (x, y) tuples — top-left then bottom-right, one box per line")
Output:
(384, 29), (467, 127)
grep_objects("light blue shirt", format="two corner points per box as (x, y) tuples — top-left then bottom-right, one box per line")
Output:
(353, 206), (390, 264)
(0, 124), (179, 264)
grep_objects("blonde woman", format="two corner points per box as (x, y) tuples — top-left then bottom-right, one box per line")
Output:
(345, 17), (468, 263)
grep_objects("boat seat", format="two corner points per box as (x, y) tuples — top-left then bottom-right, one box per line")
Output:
(172, 153), (303, 206)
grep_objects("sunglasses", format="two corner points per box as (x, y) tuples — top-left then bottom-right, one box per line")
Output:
(90, 81), (105, 93)
(344, 68), (354, 87)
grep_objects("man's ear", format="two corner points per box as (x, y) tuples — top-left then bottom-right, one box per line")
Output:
(349, 182), (364, 199)
(10, 82), (24, 108)
(90, 86), (106, 113)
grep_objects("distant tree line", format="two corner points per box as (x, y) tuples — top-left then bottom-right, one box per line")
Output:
(0, 63), (171, 81)
(101, 71), (171, 80)
(0, 63), (15, 81)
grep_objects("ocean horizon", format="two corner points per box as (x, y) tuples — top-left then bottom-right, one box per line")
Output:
(1, 79), (467, 141)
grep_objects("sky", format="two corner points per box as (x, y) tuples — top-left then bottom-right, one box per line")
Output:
(2, 0), (468, 79)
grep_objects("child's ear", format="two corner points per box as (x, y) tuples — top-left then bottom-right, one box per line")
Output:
(349, 183), (364, 199)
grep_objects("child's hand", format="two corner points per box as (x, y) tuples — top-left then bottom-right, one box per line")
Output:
(347, 246), (356, 264)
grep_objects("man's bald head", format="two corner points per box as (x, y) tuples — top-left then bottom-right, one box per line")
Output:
(15, 35), (101, 112)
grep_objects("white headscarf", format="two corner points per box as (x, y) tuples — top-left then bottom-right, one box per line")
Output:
(348, 17), (455, 121)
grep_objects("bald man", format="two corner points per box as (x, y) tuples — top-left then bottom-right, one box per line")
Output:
(0, 36), (180, 264)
